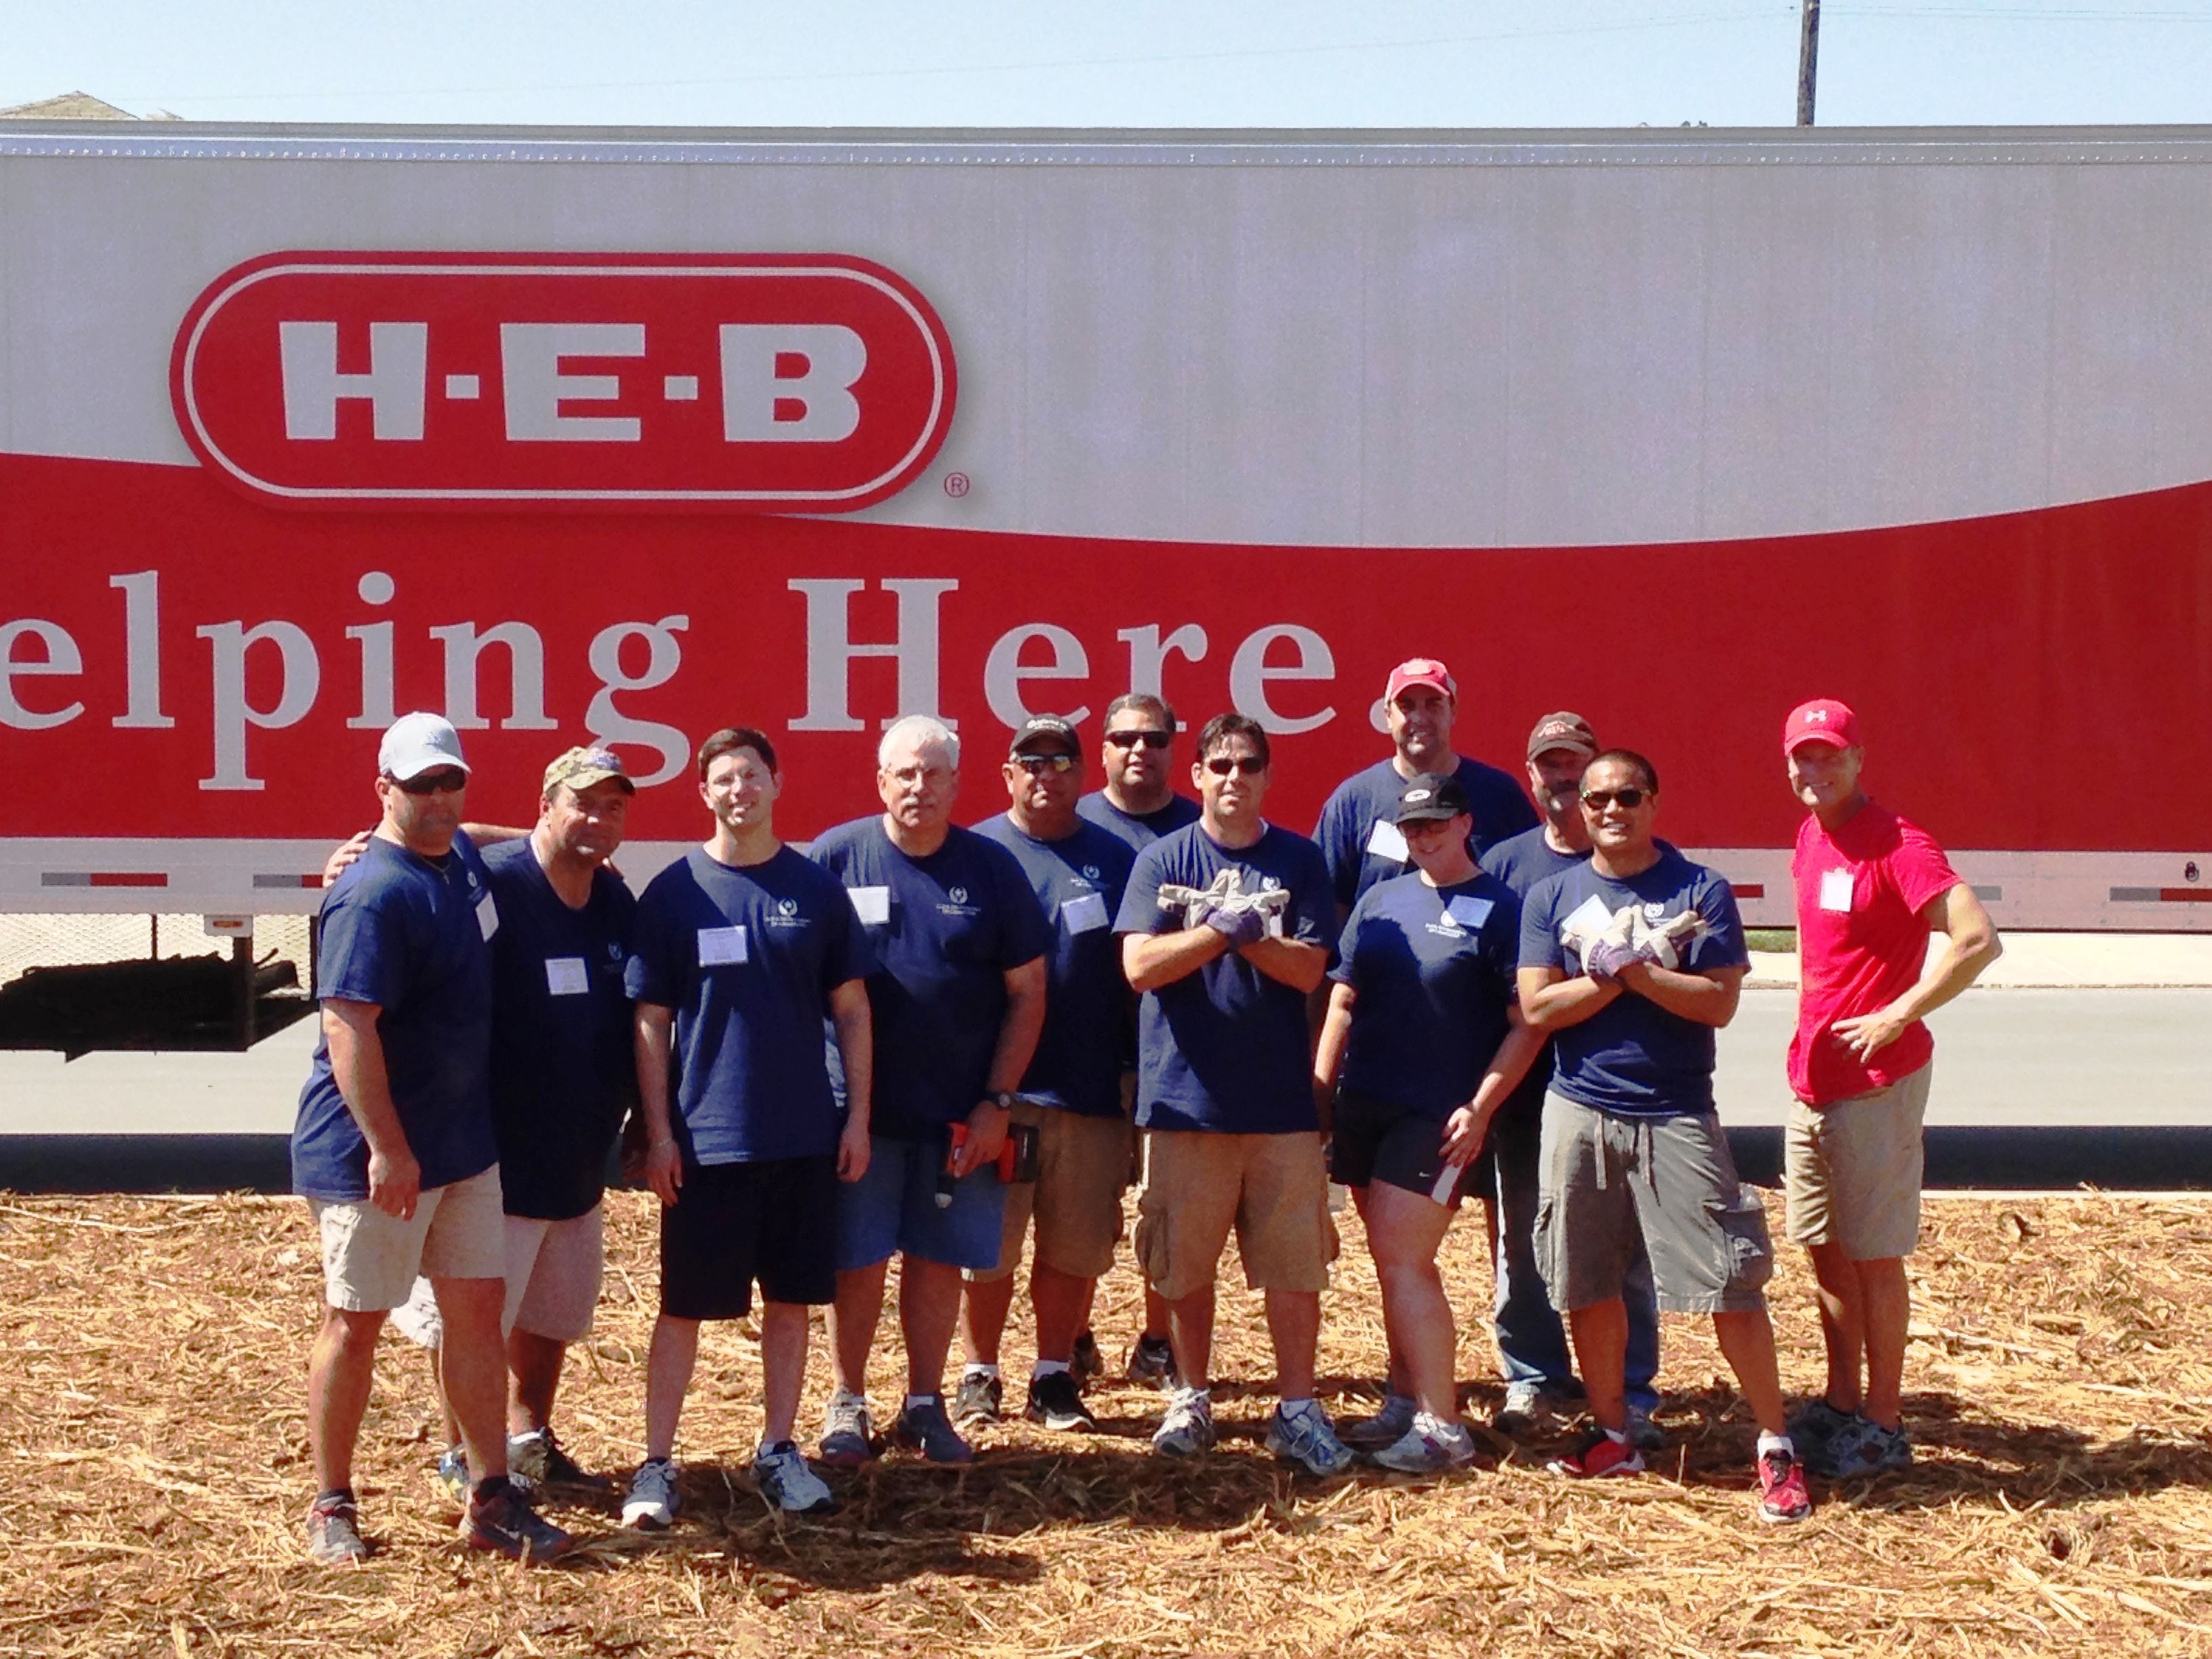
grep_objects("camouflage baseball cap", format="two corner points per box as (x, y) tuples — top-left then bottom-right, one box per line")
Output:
(543, 745), (634, 796)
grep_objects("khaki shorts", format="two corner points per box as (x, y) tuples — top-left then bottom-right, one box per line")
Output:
(1786, 1064), (1932, 1261)
(390, 1204), (607, 1346)
(309, 1162), (506, 1313)
(1134, 1130), (1338, 1299)
(968, 1103), (1136, 1284)
(1536, 1094), (1772, 1316)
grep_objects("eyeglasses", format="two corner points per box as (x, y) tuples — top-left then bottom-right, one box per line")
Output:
(1012, 752), (1079, 775)
(1580, 787), (1649, 811)
(1204, 756), (1267, 777)
(391, 769), (468, 796)
(1105, 729), (1172, 750)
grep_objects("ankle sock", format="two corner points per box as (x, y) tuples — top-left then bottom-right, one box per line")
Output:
(1032, 1359), (1071, 1380)
(903, 1392), (940, 1412)
(1758, 1431), (1795, 1460)
(962, 1363), (1000, 1381)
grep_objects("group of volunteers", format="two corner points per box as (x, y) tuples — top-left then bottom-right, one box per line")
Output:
(290, 657), (1999, 1563)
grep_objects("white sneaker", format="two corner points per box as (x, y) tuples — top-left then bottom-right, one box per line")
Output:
(1340, 1392), (1419, 1450)
(1265, 1399), (1356, 1477)
(1151, 1387), (1216, 1457)
(751, 1442), (836, 1515)
(621, 1456), (680, 1530)
(1370, 1412), (1478, 1473)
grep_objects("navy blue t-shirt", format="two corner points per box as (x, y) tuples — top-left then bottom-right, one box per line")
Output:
(1077, 789), (1203, 855)
(626, 846), (876, 1164)
(974, 814), (1136, 1119)
(1479, 823), (1589, 899)
(1518, 846), (1750, 1118)
(1115, 822), (1336, 1134)
(809, 817), (1052, 1140)
(482, 839), (638, 1220)
(293, 831), (499, 1202)
(1314, 756), (1540, 909)
(1330, 871), (1521, 1118)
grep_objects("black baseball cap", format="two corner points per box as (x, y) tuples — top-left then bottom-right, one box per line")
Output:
(1008, 716), (1081, 758)
(1395, 773), (1471, 825)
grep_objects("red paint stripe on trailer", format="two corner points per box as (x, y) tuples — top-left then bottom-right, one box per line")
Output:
(85, 872), (167, 888)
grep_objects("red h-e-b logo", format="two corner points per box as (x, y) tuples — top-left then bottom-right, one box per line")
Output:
(170, 251), (958, 511)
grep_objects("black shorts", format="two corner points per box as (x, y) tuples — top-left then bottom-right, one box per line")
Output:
(659, 1155), (839, 1320)
(1330, 1088), (1481, 1209)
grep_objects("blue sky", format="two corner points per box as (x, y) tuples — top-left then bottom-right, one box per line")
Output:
(7, 1), (2212, 128)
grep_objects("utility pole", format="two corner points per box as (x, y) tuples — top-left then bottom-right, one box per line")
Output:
(1797, 0), (1821, 126)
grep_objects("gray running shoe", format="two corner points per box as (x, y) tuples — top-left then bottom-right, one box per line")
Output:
(621, 1457), (680, 1530)
(1152, 1387), (1216, 1457)
(1787, 1398), (1860, 1475)
(1126, 1333), (1177, 1387)
(1070, 1330), (1105, 1381)
(818, 1389), (877, 1469)
(1340, 1392), (1419, 1451)
(306, 1492), (370, 1565)
(1624, 1404), (1666, 1454)
(1824, 1416), (1914, 1479)
(891, 1395), (975, 1465)
(953, 1369), (1003, 1428)
(432, 1443), (469, 1504)
(1492, 1380), (1553, 1435)
(1370, 1412), (1479, 1474)
(1265, 1399), (1356, 1477)
(751, 1442), (837, 1515)
(509, 1427), (613, 1498)
(461, 1485), (575, 1563)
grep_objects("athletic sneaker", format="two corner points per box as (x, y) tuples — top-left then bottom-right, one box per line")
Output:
(306, 1492), (370, 1564)
(433, 1443), (470, 1504)
(1126, 1332), (1176, 1387)
(1492, 1380), (1553, 1435)
(1151, 1387), (1216, 1457)
(1265, 1400), (1356, 1477)
(1785, 1397), (1858, 1469)
(1070, 1330), (1105, 1382)
(621, 1457), (680, 1530)
(1624, 1404), (1666, 1454)
(1547, 1431), (1646, 1479)
(461, 1484), (575, 1562)
(1756, 1448), (1814, 1524)
(952, 1370), (1003, 1429)
(508, 1427), (613, 1498)
(891, 1395), (976, 1465)
(818, 1390), (877, 1469)
(1369, 1412), (1478, 1475)
(750, 1442), (837, 1515)
(1340, 1392), (1418, 1451)
(1025, 1370), (1098, 1433)
(1823, 1416), (1914, 1479)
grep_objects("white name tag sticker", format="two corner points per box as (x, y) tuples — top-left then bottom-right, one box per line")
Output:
(848, 886), (892, 926)
(1819, 868), (1855, 913)
(1061, 891), (1109, 934)
(1366, 818), (1410, 862)
(697, 926), (749, 966)
(475, 892), (499, 941)
(1561, 893), (1614, 942)
(544, 956), (590, 996)
(1446, 895), (1494, 930)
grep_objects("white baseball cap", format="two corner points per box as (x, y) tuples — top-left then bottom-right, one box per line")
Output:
(377, 712), (470, 781)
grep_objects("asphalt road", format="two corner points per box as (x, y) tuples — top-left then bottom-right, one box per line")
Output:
(1, 987), (2205, 1138)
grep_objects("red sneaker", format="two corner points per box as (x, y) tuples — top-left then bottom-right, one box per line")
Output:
(1757, 1448), (1814, 1525)
(1547, 1431), (1646, 1479)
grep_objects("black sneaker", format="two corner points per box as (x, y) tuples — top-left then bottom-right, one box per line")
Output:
(953, 1369), (1003, 1428)
(461, 1485), (576, 1563)
(1070, 1330), (1105, 1382)
(508, 1427), (613, 1498)
(1787, 1398), (1860, 1475)
(306, 1491), (371, 1565)
(1025, 1370), (1099, 1433)
(1125, 1332), (1176, 1388)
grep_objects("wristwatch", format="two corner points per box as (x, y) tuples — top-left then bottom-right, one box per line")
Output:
(990, 1090), (1019, 1111)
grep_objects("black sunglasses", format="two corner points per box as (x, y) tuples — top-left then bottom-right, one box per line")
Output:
(1580, 787), (1649, 811)
(1204, 756), (1267, 777)
(1012, 752), (1079, 775)
(1105, 729), (1172, 750)
(391, 768), (468, 796)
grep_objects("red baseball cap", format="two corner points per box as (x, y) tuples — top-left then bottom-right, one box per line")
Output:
(1783, 697), (1862, 754)
(1385, 657), (1457, 704)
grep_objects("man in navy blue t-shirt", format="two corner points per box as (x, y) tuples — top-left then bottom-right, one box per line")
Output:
(1517, 748), (1811, 1525)
(1477, 712), (1664, 1444)
(956, 716), (1138, 1435)
(1312, 657), (1538, 913)
(291, 713), (571, 1566)
(808, 715), (1049, 1468)
(623, 726), (877, 1522)
(1116, 712), (1353, 1477)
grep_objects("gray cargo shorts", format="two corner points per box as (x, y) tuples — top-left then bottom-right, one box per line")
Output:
(1534, 1091), (1773, 1316)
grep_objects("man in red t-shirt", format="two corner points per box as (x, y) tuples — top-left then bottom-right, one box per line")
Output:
(1780, 699), (2001, 1481)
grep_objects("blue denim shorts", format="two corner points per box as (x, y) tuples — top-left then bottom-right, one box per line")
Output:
(836, 1132), (1009, 1272)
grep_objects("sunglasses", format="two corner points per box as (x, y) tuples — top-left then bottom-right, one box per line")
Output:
(1580, 787), (1650, 811)
(1012, 752), (1079, 775)
(1203, 756), (1267, 777)
(392, 768), (468, 796)
(1105, 729), (1172, 750)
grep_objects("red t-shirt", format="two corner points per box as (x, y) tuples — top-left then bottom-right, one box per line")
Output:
(1788, 799), (1960, 1106)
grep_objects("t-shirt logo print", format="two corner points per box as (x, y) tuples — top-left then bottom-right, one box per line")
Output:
(949, 886), (970, 905)
(1082, 865), (1101, 880)
(778, 898), (799, 917)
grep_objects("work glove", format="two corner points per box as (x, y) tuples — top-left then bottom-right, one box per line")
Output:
(1576, 903), (1639, 982)
(1632, 907), (1709, 970)
(1206, 901), (1269, 950)
(1158, 869), (1240, 929)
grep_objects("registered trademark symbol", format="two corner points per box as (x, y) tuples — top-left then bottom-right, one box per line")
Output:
(943, 472), (970, 498)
